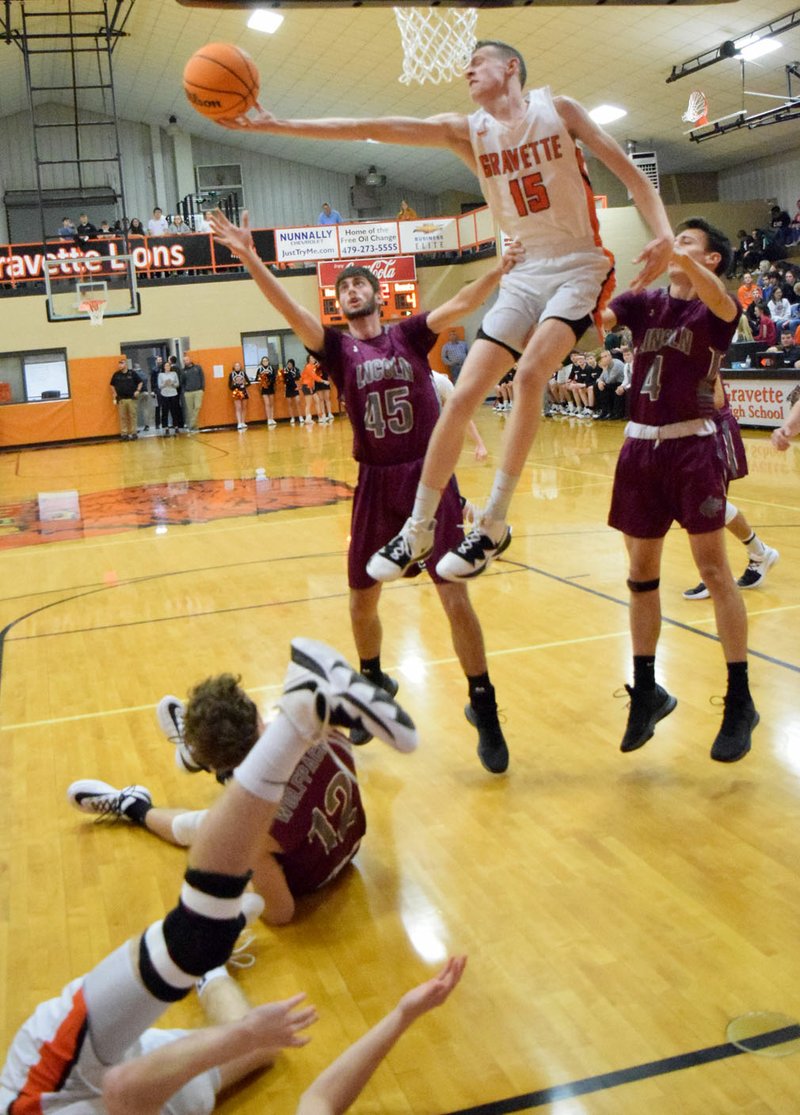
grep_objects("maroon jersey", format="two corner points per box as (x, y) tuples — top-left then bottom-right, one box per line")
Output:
(610, 288), (739, 425)
(271, 735), (365, 896)
(319, 313), (442, 465)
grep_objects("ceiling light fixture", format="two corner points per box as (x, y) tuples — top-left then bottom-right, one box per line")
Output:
(247, 9), (284, 34)
(589, 104), (627, 125)
(737, 37), (782, 62)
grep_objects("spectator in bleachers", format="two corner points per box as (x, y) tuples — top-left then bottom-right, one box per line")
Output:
(168, 214), (191, 234)
(765, 328), (800, 368)
(56, 216), (75, 238)
(593, 349), (625, 419)
(734, 313), (754, 342)
(148, 207), (169, 235)
(397, 199), (418, 221)
(768, 290), (792, 330)
(730, 230), (755, 277)
(737, 272), (757, 310)
(75, 213), (98, 244)
(194, 211), (213, 233)
(545, 352), (577, 415)
(127, 217), (146, 237)
(97, 220), (115, 238)
(753, 302), (776, 345)
(783, 270), (799, 304)
(769, 204), (791, 250)
(615, 344), (634, 416)
(317, 202), (343, 225)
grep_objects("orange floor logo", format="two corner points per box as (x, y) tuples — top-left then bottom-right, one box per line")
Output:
(0, 475), (353, 549)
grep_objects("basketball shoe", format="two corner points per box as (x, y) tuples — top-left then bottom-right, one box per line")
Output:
(366, 517), (436, 582)
(435, 518), (512, 581)
(350, 673), (399, 745)
(282, 638), (417, 753)
(619, 684), (677, 752)
(68, 780), (152, 821)
(464, 704), (509, 774)
(737, 545), (779, 589)
(710, 696), (758, 762)
(156, 695), (205, 773)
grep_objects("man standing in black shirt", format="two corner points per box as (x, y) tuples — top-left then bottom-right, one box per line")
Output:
(110, 356), (143, 440)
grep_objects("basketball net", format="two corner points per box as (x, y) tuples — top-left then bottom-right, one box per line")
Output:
(79, 299), (107, 327)
(393, 6), (477, 85)
(682, 90), (709, 126)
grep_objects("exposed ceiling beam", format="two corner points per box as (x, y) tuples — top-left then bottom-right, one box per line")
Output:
(667, 7), (800, 83)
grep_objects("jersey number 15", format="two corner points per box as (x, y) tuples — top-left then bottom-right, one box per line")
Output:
(509, 173), (551, 218)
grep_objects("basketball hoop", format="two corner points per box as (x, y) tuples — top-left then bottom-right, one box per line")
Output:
(393, 6), (477, 85)
(79, 299), (107, 327)
(682, 90), (709, 127)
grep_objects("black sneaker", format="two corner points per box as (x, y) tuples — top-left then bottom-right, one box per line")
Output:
(465, 703), (509, 773)
(435, 521), (512, 581)
(350, 674), (399, 745)
(710, 697), (759, 762)
(620, 684), (677, 752)
(683, 581), (710, 600)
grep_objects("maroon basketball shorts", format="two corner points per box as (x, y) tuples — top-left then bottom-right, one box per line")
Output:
(349, 459), (463, 589)
(608, 434), (729, 538)
(715, 409), (749, 483)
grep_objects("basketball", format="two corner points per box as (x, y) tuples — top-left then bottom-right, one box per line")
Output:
(183, 43), (259, 119)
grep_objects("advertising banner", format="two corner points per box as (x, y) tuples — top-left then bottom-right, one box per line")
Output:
(275, 225), (339, 262)
(398, 218), (459, 254)
(723, 375), (800, 428)
(337, 221), (400, 258)
(318, 256), (417, 286)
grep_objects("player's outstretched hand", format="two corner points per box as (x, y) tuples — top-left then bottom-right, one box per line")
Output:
(771, 426), (793, 451)
(500, 238), (526, 274)
(629, 233), (673, 292)
(208, 209), (256, 257)
(216, 102), (277, 132)
(396, 955), (467, 1024)
(241, 993), (319, 1054)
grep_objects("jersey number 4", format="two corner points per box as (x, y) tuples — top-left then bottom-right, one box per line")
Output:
(509, 173), (551, 218)
(640, 355), (663, 402)
(364, 386), (414, 438)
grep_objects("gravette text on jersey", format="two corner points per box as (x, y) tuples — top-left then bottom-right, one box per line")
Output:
(478, 134), (563, 179)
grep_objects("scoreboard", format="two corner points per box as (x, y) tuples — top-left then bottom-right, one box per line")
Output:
(318, 256), (419, 326)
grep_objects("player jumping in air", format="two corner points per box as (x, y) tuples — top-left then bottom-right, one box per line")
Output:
(217, 39), (673, 581)
(209, 208), (524, 774)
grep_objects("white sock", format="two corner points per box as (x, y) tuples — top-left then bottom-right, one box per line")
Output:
(483, 471), (519, 525)
(234, 712), (313, 802)
(411, 484), (441, 523)
(171, 809), (207, 847)
(744, 531), (766, 560)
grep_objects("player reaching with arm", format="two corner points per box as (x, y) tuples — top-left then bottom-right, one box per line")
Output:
(218, 40), (673, 581)
(209, 207), (521, 774)
(604, 218), (758, 763)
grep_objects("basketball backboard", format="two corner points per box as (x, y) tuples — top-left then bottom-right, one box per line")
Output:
(44, 253), (140, 323)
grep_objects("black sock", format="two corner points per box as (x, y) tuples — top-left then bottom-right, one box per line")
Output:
(633, 656), (656, 691)
(726, 661), (751, 704)
(468, 673), (496, 710)
(359, 656), (382, 682)
(124, 798), (152, 827)
(742, 531), (755, 547)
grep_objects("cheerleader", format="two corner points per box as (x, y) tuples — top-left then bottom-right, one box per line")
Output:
(256, 355), (278, 427)
(228, 360), (249, 430)
(282, 358), (302, 425)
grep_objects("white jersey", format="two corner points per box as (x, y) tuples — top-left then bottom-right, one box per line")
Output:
(431, 370), (455, 407)
(468, 87), (606, 258)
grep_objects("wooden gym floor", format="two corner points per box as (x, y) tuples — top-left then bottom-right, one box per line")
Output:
(1, 408), (799, 1113)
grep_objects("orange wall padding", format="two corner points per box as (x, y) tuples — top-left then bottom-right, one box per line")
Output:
(0, 347), (340, 449)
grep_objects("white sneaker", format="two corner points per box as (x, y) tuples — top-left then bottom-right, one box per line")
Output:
(290, 417), (296, 425)
(68, 780), (152, 819)
(281, 638), (417, 752)
(737, 545), (779, 589)
(267, 419), (277, 427)
(435, 518), (512, 581)
(366, 516), (436, 582)
(156, 695), (204, 773)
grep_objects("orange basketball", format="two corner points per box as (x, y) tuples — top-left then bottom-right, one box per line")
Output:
(183, 43), (259, 119)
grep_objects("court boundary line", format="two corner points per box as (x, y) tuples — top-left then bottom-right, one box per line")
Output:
(444, 1024), (800, 1113)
